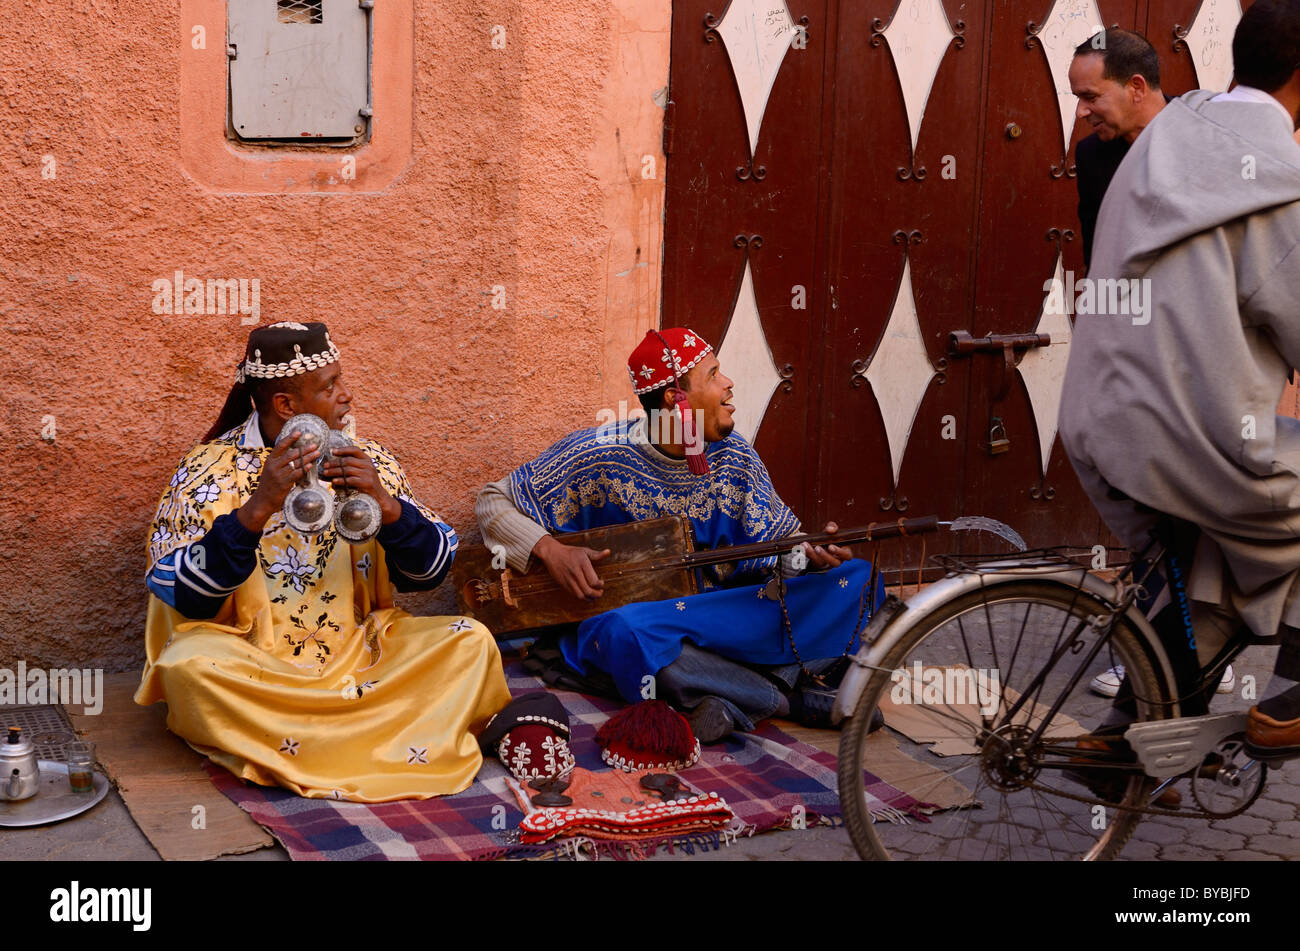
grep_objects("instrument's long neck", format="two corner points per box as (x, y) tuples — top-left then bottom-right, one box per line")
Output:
(648, 515), (940, 571)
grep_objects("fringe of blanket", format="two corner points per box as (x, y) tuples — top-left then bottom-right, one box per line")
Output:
(869, 804), (914, 824)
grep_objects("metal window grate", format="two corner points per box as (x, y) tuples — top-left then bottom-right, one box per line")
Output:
(0, 705), (76, 762)
(277, 0), (322, 24)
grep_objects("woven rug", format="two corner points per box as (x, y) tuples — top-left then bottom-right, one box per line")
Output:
(206, 655), (929, 860)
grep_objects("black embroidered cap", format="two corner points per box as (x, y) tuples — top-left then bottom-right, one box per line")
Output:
(236, 321), (340, 382)
(478, 692), (571, 752)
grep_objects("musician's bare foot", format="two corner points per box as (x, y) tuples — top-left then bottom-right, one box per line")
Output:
(687, 697), (734, 744)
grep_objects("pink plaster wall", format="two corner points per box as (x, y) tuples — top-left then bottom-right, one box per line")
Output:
(1, 0), (671, 671)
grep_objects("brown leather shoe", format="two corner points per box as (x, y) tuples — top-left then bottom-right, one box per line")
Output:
(1154, 786), (1182, 809)
(1245, 706), (1300, 760)
(1070, 736), (1182, 808)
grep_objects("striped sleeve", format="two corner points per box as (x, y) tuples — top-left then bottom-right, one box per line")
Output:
(376, 498), (458, 592)
(364, 441), (459, 593)
(146, 512), (260, 618)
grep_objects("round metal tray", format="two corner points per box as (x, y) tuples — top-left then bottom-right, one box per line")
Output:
(0, 760), (110, 827)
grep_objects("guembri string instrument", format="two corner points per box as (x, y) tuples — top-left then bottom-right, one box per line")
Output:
(453, 514), (942, 636)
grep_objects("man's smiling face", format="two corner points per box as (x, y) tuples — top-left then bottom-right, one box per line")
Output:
(1069, 53), (1139, 142)
(680, 352), (735, 443)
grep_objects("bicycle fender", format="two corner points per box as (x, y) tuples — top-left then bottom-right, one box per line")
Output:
(830, 566), (1183, 724)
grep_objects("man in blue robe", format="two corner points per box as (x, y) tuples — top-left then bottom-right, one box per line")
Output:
(476, 328), (884, 741)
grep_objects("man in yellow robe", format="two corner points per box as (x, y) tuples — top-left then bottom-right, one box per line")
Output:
(136, 322), (511, 801)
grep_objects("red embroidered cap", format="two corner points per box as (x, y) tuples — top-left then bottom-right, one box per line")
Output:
(497, 724), (576, 783)
(479, 693), (576, 782)
(626, 328), (712, 395)
(596, 700), (702, 772)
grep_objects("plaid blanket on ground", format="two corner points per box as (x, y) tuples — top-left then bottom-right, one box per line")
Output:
(205, 655), (925, 860)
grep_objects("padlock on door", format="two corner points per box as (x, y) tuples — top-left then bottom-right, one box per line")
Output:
(988, 417), (1011, 455)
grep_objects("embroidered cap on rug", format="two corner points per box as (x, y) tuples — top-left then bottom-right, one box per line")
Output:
(595, 699), (701, 772)
(478, 693), (575, 782)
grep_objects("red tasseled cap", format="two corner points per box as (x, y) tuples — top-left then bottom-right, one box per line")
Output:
(595, 700), (701, 772)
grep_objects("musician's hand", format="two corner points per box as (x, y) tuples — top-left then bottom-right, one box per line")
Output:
(533, 535), (611, 601)
(803, 521), (852, 570)
(238, 429), (322, 533)
(321, 446), (403, 524)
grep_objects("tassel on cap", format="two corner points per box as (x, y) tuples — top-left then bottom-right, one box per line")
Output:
(627, 328), (715, 475)
(672, 390), (710, 475)
(595, 699), (701, 772)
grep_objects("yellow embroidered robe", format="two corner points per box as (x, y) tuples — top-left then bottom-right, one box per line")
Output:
(135, 418), (511, 801)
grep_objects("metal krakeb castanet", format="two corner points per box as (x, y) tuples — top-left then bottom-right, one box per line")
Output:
(275, 414), (381, 543)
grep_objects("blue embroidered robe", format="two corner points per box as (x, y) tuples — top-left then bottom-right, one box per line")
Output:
(507, 420), (882, 702)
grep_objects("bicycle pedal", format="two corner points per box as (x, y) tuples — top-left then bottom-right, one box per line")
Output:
(1125, 713), (1247, 779)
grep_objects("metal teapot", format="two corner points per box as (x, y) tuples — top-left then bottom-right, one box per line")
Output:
(0, 727), (41, 801)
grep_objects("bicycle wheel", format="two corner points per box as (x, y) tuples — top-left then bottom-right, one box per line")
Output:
(838, 578), (1173, 861)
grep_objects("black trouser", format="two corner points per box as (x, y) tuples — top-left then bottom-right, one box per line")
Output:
(1112, 519), (1218, 719)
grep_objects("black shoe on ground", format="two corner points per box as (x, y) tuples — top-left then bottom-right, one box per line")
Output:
(791, 687), (885, 732)
(868, 705), (886, 734)
(687, 696), (735, 744)
(791, 687), (836, 729)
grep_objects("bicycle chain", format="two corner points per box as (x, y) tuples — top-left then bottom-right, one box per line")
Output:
(1021, 776), (1218, 820)
(991, 733), (1220, 819)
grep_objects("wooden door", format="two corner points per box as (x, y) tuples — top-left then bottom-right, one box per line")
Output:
(662, 0), (1247, 557)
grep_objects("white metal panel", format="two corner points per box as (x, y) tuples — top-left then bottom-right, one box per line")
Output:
(1035, 0), (1106, 153)
(1017, 254), (1074, 475)
(714, 0), (798, 157)
(228, 0), (369, 140)
(865, 259), (936, 485)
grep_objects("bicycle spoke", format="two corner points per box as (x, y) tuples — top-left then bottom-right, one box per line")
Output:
(996, 597), (1036, 717)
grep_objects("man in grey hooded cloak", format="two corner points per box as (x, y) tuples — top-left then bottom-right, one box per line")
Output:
(1059, 0), (1300, 754)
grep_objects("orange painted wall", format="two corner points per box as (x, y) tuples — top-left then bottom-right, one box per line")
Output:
(2, 1), (670, 670)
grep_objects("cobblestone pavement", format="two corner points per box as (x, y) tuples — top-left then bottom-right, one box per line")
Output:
(1120, 643), (1300, 862)
(858, 641), (1300, 862)
(6, 651), (1296, 862)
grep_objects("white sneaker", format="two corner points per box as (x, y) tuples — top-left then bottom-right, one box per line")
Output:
(1090, 666), (1125, 698)
(1090, 664), (1236, 697)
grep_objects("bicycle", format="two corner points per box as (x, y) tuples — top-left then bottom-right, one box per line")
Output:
(833, 529), (1268, 861)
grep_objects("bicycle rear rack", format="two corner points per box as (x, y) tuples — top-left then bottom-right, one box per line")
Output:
(930, 547), (1098, 574)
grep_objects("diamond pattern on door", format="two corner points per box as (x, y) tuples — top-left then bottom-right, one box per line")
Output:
(1180, 0), (1242, 92)
(879, 0), (959, 151)
(1017, 254), (1075, 475)
(865, 258), (935, 485)
(716, 260), (783, 443)
(1032, 0), (1106, 153)
(709, 0), (800, 157)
